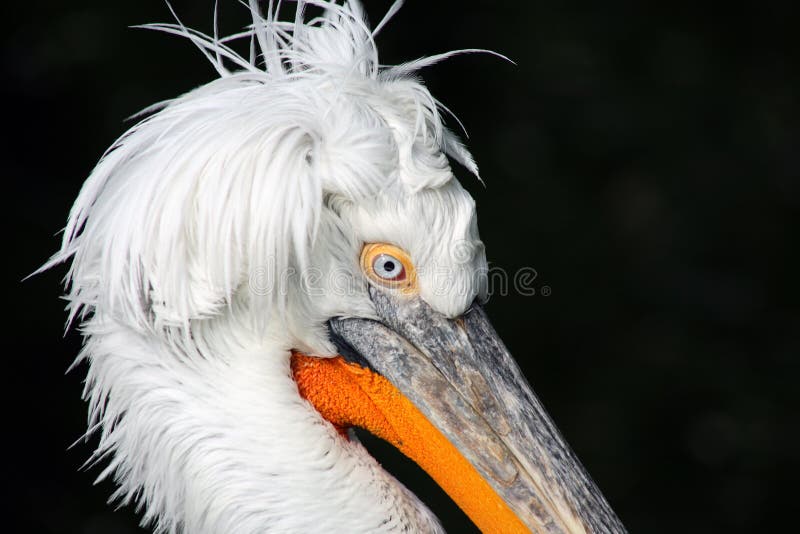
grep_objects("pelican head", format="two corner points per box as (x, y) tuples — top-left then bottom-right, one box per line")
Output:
(45, 1), (624, 532)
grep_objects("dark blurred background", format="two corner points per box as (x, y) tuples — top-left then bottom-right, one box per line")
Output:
(5, 0), (798, 532)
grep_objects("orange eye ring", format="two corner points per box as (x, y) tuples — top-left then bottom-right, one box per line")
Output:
(360, 243), (418, 295)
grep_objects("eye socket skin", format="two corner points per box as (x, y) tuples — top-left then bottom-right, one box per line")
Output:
(360, 243), (418, 294)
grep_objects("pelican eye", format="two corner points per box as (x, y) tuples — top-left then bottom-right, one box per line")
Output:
(373, 254), (405, 281)
(361, 243), (418, 294)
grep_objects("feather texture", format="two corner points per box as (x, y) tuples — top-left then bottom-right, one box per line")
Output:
(43, 1), (493, 532)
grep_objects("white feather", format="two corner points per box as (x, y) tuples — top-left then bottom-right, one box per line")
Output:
(43, 1), (493, 532)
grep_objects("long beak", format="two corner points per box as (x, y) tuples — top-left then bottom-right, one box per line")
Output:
(325, 288), (626, 534)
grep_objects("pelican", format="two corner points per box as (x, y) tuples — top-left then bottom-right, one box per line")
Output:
(43, 1), (625, 532)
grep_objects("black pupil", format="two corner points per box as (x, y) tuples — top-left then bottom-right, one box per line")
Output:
(383, 260), (396, 272)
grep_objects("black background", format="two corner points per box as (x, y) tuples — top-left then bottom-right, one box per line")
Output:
(5, 0), (799, 532)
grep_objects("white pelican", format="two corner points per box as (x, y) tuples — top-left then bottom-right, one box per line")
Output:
(43, 1), (625, 532)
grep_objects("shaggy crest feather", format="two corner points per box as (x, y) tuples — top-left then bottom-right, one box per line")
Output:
(44, 1), (495, 532)
(43, 0), (485, 339)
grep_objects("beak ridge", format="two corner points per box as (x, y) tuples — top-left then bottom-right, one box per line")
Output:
(329, 289), (625, 534)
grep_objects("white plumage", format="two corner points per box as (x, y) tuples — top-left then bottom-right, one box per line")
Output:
(44, 1), (491, 532)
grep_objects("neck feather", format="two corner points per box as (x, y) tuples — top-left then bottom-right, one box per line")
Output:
(79, 318), (443, 533)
